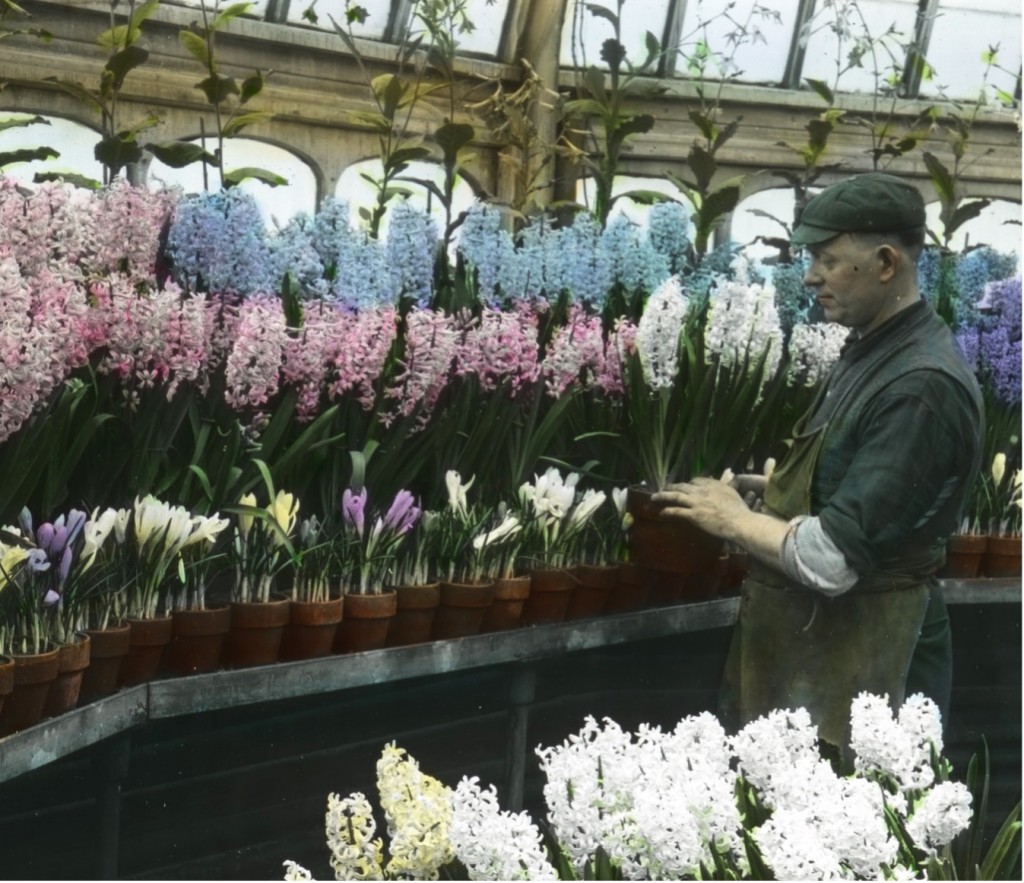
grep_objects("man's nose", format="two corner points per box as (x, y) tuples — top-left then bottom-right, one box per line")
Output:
(803, 266), (822, 287)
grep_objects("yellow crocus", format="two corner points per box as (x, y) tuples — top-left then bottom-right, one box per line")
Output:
(238, 492), (258, 540)
(0, 543), (29, 591)
(268, 490), (299, 541)
(992, 452), (1007, 485)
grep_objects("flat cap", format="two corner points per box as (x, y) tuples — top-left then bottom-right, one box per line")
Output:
(791, 173), (926, 246)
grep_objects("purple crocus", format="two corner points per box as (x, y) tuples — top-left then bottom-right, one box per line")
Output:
(382, 490), (421, 535)
(341, 488), (367, 537)
(35, 522), (55, 553)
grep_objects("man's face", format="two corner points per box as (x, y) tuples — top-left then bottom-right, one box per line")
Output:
(802, 234), (895, 336)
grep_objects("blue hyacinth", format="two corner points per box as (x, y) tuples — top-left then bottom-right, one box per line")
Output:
(602, 215), (670, 296)
(386, 200), (438, 307)
(647, 201), (693, 275)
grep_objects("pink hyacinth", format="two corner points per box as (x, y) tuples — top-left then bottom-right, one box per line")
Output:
(223, 296), (289, 410)
(456, 301), (541, 395)
(594, 316), (637, 396)
(541, 304), (606, 398)
(0, 252), (91, 443)
(327, 305), (398, 411)
(0, 178), (76, 279)
(87, 181), (179, 279)
(281, 302), (352, 422)
(382, 307), (465, 425)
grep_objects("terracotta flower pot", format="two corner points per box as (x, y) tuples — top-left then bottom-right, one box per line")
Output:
(480, 575), (532, 633)
(387, 583), (440, 647)
(42, 633), (91, 719)
(521, 567), (576, 626)
(938, 533), (988, 579)
(981, 534), (1021, 578)
(0, 646), (61, 736)
(280, 596), (345, 661)
(164, 605), (232, 676)
(222, 598), (291, 669)
(723, 548), (749, 593)
(335, 591), (397, 653)
(566, 564), (617, 620)
(79, 622), (131, 704)
(0, 655), (14, 721)
(605, 562), (653, 614)
(119, 616), (174, 687)
(626, 486), (725, 593)
(432, 580), (496, 640)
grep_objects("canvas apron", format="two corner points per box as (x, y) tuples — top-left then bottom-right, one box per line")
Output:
(719, 405), (929, 751)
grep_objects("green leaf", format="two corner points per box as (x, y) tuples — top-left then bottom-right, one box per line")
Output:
(804, 77), (834, 105)
(280, 272), (304, 330)
(145, 140), (217, 168)
(922, 151), (956, 205)
(211, 2), (254, 32)
(433, 121), (474, 165)
(222, 166), (288, 187)
(0, 146), (58, 168)
(373, 73), (406, 118)
(104, 44), (149, 91)
(687, 143), (717, 193)
(179, 29), (211, 68)
(97, 23), (141, 51)
(643, 30), (661, 68)
(688, 109), (716, 143)
(239, 71), (265, 104)
(946, 199), (990, 236)
(582, 66), (608, 108)
(386, 145), (432, 167)
(94, 134), (143, 174)
(198, 73), (239, 105)
(611, 189), (673, 206)
(0, 114), (48, 132)
(222, 110), (272, 137)
(34, 171), (101, 189)
(585, 3), (618, 28)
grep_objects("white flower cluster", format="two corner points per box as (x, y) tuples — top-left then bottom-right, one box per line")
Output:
(850, 692), (945, 792)
(704, 278), (783, 385)
(635, 275), (689, 389)
(450, 777), (557, 880)
(787, 322), (848, 386)
(535, 713), (743, 879)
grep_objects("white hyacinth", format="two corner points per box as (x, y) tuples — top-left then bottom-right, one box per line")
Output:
(850, 692), (943, 792)
(787, 322), (848, 386)
(635, 275), (689, 389)
(905, 780), (973, 854)
(704, 278), (783, 385)
(450, 777), (557, 880)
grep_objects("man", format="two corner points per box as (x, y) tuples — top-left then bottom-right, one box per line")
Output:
(653, 173), (983, 755)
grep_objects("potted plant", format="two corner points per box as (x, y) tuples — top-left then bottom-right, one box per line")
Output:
(334, 486), (420, 653)
(386, 514), (441, 647)
(279, 514), (345, 661)
(981, 451), (1022, 578)
(163, 511), (232, 676)
(221, 467), (300, 668)
(476, 504), (529, 634)
(517, 467), (606, 625)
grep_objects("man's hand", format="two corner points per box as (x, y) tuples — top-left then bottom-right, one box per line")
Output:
(652, 477), (753, 541)
(729, 473), (767, 512)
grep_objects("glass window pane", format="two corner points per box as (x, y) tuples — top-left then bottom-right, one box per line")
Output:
(801, 0), (920, 95)
(456, 0), (511, 55)
(335, 158), (475, 242)
(286, 0), (391, 40)
(147, 138), (318, 227)
(577, 175), (693, 233)
(167, 0), (270, 18)
(918, 2), (1021, 100)
(559, 0), (673, 71)
(0, 113), (103, 187)
(676, 0), (800, 86)
(730, 187), (803, 260)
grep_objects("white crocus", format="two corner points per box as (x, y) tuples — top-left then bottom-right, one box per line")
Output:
(81, 508), (119, 570)
(113, 508), (131, 544)
(183, 513), (230, 549)
(992, 452), (1007, 484)
(162, 505), (197, 558)
(237, 492), (258, 540)
(445, 470), (475, 518)
(472, 514), (521, 552)
(134, 495), (171, 552)
(568, 489), (607, 530)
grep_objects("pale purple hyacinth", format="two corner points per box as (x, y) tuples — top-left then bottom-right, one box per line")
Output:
(223, 296), (290, 410)
(541, 304), (606, 398)
(455, 302), (541, 394)
(957, 276), (1022, 406)
(341, 488), (367, 537)
(383, 490), (421, 535)
(328, 306), (399, 410)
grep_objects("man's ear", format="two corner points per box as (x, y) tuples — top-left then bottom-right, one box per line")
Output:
(876, 244), (900, 282)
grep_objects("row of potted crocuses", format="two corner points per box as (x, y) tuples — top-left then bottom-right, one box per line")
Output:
(0, 465), (733, 736)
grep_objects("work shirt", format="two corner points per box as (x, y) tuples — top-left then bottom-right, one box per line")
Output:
(804, 300), (983, 580)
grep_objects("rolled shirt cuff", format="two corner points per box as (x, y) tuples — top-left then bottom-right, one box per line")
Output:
(779, 515), (861, 596)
